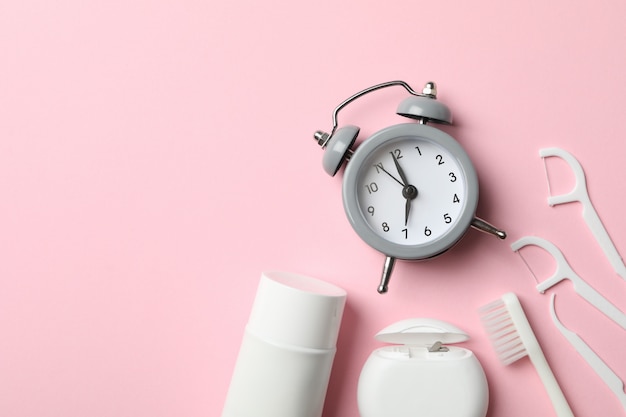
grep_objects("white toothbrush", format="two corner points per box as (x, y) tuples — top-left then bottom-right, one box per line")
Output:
(480, 292), (574, 417)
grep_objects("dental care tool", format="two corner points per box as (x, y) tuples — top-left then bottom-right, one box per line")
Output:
(540, 147), (626, 281)
(480, 292), (574, 417)
(222, 271), (346, 417)
(512, 236), (626, 330)
(357, 318), (489, 417)
(550, 294), (626, 411)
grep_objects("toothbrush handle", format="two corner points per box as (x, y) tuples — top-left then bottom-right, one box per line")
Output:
(508, 292), (574, 416)
(528, 347), (575, 417)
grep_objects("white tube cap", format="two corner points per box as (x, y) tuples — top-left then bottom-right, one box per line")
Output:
(247, 271), (347, 350)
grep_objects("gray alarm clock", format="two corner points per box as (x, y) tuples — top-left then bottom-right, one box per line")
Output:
(314, 81), (506, 293)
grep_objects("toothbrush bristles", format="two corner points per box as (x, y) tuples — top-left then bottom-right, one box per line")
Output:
(479, 293), (575, 416)
(480, 298), (529, 366)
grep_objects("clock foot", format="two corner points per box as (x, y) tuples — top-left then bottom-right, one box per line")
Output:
(377, 256), (396, 294)
(471, 217), (507, 239)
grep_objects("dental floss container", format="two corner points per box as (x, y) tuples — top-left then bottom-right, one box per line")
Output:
(221, 271), (347, 417)
(357, 318), (489, 417)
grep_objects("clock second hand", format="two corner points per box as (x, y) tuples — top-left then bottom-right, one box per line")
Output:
(376, 165), (404, 187)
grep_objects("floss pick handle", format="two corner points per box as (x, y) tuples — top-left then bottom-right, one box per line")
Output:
(540, 147), (626, 281)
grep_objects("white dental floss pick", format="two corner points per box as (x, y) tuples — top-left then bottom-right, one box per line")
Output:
(550, 294), (626, 411)
(221, 271), (346, 417)
(540, 147), (626, 281)
(512, 236), (626, 330)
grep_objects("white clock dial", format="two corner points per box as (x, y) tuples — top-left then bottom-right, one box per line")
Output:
(356, 136), (465, 245)
(342, 123), (479, 260)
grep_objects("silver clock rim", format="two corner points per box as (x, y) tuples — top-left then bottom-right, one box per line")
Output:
(342, 123), (479, 260)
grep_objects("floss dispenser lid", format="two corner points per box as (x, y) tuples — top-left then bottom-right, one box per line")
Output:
(375, 318), (469, 346)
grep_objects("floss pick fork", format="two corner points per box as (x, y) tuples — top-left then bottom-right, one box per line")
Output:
(480, 292), (574, 417)
(540, 147), (626, 281)
(512, 235), (626, 330)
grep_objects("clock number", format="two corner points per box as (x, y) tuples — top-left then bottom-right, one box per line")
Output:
(424, 226), (432, 237)
(374, 162), (384, 174)
(390, 149), (403, 159)
(449, 172), (457, 182)
(415, 146), (422, 156)
(444, 213), (452, 224)
(453, 193), (460, 203)
(436, 154), (445, 165)
(402, 228), (408, 239)
(365, 182), (379, 194)
(367, 206), (375, 216)
(382, 222), (390, 232)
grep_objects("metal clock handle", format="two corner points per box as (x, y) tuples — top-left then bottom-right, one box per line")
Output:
(328, 80), (427, 137)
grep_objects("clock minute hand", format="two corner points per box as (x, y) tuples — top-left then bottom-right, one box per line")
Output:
(390, 152), (409, 186)
(391, 152), (418, 225)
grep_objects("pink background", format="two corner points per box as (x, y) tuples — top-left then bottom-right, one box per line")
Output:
(1, 0), (625, 416)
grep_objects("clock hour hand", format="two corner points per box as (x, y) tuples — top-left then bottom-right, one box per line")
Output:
(402, 184), (418, 225)
(405, 198), (411, 226)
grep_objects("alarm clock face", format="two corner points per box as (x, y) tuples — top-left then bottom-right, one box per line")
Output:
(343, 123), (479, 260)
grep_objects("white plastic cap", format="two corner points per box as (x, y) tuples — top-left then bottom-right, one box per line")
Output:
(375, 318), (469, 346)
(246, 271), (347, 350)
